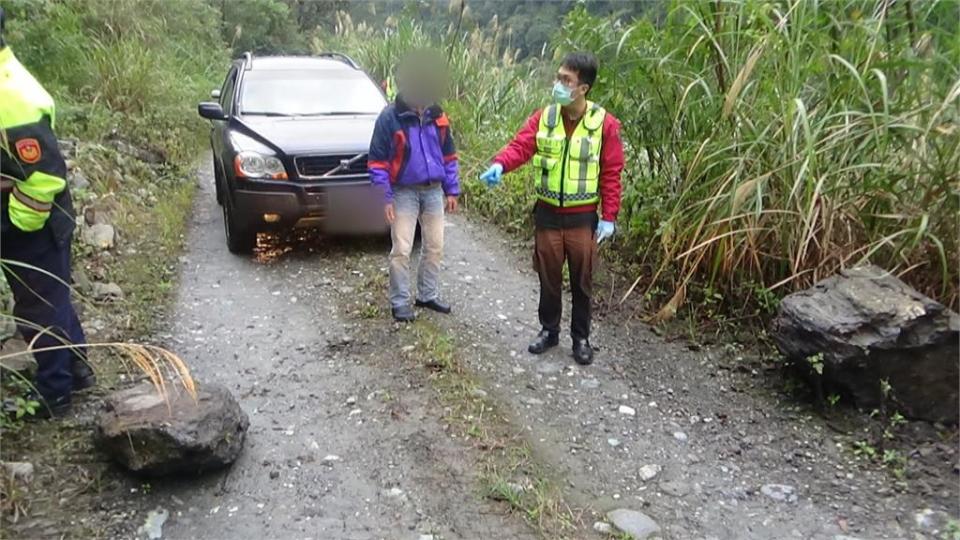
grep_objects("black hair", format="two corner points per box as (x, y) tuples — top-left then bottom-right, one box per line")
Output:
(561, 52), (598, 92)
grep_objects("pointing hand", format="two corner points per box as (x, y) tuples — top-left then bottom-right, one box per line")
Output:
(478, 163), (504, 187)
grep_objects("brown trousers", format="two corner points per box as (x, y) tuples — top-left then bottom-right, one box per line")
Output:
(533, 225), (598, 340)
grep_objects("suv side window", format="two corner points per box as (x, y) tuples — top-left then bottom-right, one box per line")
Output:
(220, 67), (239, 114)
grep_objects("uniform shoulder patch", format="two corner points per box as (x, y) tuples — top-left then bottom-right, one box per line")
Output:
(14, 138), (42, 164)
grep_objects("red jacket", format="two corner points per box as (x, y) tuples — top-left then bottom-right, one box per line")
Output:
(493, 107), (624, 222)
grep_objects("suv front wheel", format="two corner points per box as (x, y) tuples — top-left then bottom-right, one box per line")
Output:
(223, 196), (256, 254)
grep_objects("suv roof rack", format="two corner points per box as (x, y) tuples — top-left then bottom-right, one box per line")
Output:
(316, 52), (359, 70)
(242, 51), (253, 70)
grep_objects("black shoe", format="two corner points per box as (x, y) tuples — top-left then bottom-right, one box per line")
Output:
(528, 330), (559, 355)
(572, 339), (594, 365)
(415, 299), (451, 314)
(73, 360), (97, 391)
(392, 305), (416, 322)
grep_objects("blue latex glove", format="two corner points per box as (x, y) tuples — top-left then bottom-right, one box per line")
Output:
(478, 163), (504, 186)
(596, 220), (615, 244)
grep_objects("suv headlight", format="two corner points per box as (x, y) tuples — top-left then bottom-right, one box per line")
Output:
(234, 151), (288, 180)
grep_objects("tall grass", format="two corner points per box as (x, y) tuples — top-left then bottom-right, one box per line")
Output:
(6, 0), (229, 162)
(324, 1), (958, 313)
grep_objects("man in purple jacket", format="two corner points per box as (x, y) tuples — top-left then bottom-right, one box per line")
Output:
(368, 51), (459, 322)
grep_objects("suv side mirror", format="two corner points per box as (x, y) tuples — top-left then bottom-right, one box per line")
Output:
(211, 89), (221, 99)
(198, 102), (227, 121)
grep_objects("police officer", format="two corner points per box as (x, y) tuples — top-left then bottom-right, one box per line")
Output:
(1, 7), (95, 417)
(480, 52), (624, 365)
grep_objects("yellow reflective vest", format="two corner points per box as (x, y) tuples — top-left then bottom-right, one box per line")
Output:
(532, 101), (606, 207)
(0, 46), (70, 233)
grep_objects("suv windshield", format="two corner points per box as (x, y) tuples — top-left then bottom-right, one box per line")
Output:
(241, 69), (385, 116)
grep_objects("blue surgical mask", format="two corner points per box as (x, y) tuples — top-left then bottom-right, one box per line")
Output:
(552, 81), (574, 105)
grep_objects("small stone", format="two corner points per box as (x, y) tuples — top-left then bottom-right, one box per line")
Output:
(269, 471), (280, 480)
(580, 378), (600, 389)
(521, 397), (544, 406)
(82, 223), (115, 249)
(0, 339), (37, 381)
(593, 521), (613, 534)
(1, 461), (34, 484)
(761, 483), (797, 503)
(384, 487), (405, 500)
(345, 396), (357, 406)
(914, 508), (951, 532)
(137, 507), (168, 540)
(418, 535), (435, 540)
(322, 455), (340, 464)
(607, 508), (661, 539)
(469, 388), (488, 398)
(639, 464), (661, 481)
(91, 282), (124, 301)
(69, 170), (90, 190)
(618, 405), (636, 416)
(607, 438), (621, 447)
(673, 431), (688, 442)
(536, 362), (561, 375)
(660, 480), (691, 497)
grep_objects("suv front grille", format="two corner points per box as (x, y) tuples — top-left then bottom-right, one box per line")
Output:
(295, 154), (368, 179)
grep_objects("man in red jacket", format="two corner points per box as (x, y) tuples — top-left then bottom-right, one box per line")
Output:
(480, 52), (624, 365)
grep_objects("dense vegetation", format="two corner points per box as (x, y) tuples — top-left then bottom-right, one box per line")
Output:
(6, 0), (957, 316)
(318, 1), (960, 315)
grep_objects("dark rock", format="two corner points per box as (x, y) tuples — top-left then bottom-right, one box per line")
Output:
(772, 265), (959, 423)
(96, 382), (249, 476)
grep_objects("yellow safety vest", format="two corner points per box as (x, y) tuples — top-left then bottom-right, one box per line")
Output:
(0, 46), (68, 233)
(532, 101), (605, 207)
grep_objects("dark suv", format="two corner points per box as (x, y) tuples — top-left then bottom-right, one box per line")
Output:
(198, 53), (388, 253)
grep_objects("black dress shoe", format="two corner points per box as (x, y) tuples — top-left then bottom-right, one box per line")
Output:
(572, 339), (594, 365)
(415, 299), (451, 314)
(392, 305), (416, 322)
(528, 330), (559, 354)
(73, 359), (97, 391)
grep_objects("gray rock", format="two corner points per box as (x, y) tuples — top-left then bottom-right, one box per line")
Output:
(673, 431), (688, 441)
(82, 223), (116, 250)
(772, 265), (959, 423)
(91, 282), (124, 301)
(0, 338), (37, 381)
(660, 480), (691, 497)
(69, 169), (90, 190)
(1, 461), (34, 484)
(607, 508), (661, 539)
(914, 508), (952, 532)
(580, 378), (600, 389)
(96, 382), (249, 476)
(536, 362), (561, 374)
(761, 483), (797, 503)
(469, 388), (488, 398)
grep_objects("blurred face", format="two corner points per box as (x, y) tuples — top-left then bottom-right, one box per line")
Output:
(555, 65), (590, 102)
(398, 52), (449, 108)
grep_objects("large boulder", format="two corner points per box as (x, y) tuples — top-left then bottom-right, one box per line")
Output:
(772, 265), (959, 423)
(97, 382), (249, 476)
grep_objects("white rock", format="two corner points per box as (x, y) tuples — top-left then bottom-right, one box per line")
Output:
(607, 438), (621, 447)
(1, 461), (34, 483)
(593, 521), (613, 534)
(137, 507), (168, 540)
(639, 464), (661, 481)
(673, 431), (688, 441)
(618, 405), (636, 416)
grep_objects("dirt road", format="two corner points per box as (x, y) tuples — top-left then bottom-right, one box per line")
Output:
(144, 159), (956, 539)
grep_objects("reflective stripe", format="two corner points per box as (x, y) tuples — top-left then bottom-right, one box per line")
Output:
(12, 186), (52, 212)
(577, 137), (590, 193)
(544, 105), (559, 130)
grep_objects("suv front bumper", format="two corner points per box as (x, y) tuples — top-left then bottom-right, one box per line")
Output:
(231, 177), (388, 234)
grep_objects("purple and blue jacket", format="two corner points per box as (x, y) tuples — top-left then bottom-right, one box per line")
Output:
(368, 98), (460, 202)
